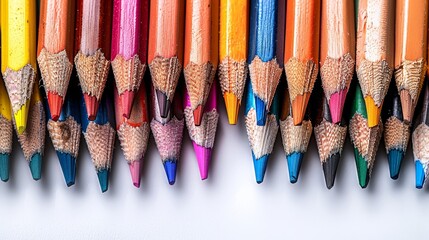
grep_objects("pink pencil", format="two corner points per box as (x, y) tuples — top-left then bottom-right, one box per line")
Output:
(111, 0), (149, 119)
(184, 80), (218, 180)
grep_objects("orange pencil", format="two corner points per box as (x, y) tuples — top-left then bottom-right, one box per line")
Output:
(183, 0), (218, 126)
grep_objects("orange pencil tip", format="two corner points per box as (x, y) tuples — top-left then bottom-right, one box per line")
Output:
(291, 93), (310, 126)
(193, 105), (204, 126)
(47, 91), (64, 121)
(83, 94), (99, 121)
(364, 96), (381, 127)
(120, 90), (135, 119)
(400, 90), (413, 124)
(224, 93), (240, 125)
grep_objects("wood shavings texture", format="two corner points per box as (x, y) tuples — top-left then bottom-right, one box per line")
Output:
(314, 119), (347, 163)
(16, 102), (46, 161)
(413, 124), (429, 164)
(3, 65), (36, 113)
(320, 53), (355, 99)
(117, 122), (150, 163)
(184, 107), (219, 148)
(75, 49), (110, 100)
(149, 56), (182, 101)
(284, 58), (318, 102)
(0, 116), (12, 154)
(84, 122), (115, 170)
(384, 116), (409, 153)
(47, 117), (81, 158)
(184, 62), (216, 110)
(357, 59), (393, 106)
(394, 58), (426, 104)
(111, 54), (146, 95)
(245, 109), (278, 159)
(218, 57), (248, 100)
(280, 116), (312, 156)
(37, 49), (73, 97)
(150, 117), (184, 162)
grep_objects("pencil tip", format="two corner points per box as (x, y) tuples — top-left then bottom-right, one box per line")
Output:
(14, 102), (30, 134)
(120, 90), (135, 119)
(354, 150), (369, 188)
(364, 96), (381, 128)
(193, 143), (211, 180)
(97, 169), (109, 193)
(388, 149), (404, 180)
(83, 94), (99, 121)
(253, 153), (269, 184)
(224, 93), (240, 125)
(57, 152), (76, 187)
(322, 153), (341, 189)
(29, 153), (42, 181)
(47, 91), (64, 121)
(163, 160), (177, 185)
(193, 105), (204, 126)
(129, 161), (141, 188)
(0, 154), (10, 182)
(291, 93), (310, 126)
(415, 160), (425, 189)
(156, 90), (170, 119)
(329, 89), (348, 124)
(399, 90), (413, 124)
(287, 152), (304, 184)
(254, 96), (266, 126)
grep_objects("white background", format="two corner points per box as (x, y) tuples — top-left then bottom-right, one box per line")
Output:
(0, 104), (426, 240)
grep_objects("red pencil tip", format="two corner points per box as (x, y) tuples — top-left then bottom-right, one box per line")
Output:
(47, 91), (63, 121)
(83, 94), (99, 121)
(193, 105), (204, 126)
(120, 90), (135, 119)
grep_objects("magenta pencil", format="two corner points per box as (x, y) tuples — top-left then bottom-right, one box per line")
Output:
(111, 0), (149, 119)
(184, 80), (219, 180)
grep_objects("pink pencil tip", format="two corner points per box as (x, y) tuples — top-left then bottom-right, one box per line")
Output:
(329, 89), (348, 124)
(129, 161), (141, 188)
(192, 143), (212, 180)
(120, 90), (135, 119)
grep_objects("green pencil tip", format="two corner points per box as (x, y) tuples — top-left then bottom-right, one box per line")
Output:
(354, 148), (369, 188)
(0, 154), (10, 182)
(29, 153), (42, 181)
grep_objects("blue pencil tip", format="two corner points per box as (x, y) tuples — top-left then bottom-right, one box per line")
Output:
(255, 96), (266, 126)
(0, 154), (10, 182)
(388, 149), (404, 180)
(287, 152), (304, 184)
(253, 153), (269, 184)
(57, 152), (76, 187)
(97, 169), (109, 192)
(163, 160), (177, 185)
(415, 160), (425, 189)
(29, 153), (42, 181)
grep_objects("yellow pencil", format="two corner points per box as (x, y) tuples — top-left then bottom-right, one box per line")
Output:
(0, 76), (13, 182)
(1, 0), (37, 134)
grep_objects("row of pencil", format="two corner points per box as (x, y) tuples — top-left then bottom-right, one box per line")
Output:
(1, 0), (429, 192)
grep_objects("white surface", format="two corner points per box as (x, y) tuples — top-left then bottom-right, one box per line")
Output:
(0, 104), (427, 240)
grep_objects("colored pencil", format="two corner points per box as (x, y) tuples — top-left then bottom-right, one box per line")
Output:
(313, 88), (347, 189)
(284, 0), (320, 126)
(412, 80), (429, 189)
(320, 0), (356, 124)
(148, 0), (184, 119)
(114, 81), (150, 188)
(37, 0), (75, 121)
(348, 83), (383, 188)
(150, 84), (184, 185)
(111, 0), (149, 119)
(279, 82), (312, 184)
(0, 76), (13, 182)
(15, 82), (46, 180)
(247, 0), (285, 126)
(245, 81), (280, 184)
(75, 0), (113, 120)
(183, 0), (218, 127)
(395, 0), (428, 124)
(383, 82), (410, 180)
(46, 79), (81, 187)
(356, 0), (394, 128)
(81, 85), (116, 192)
(184, 80), (219, 180)
(1, 0), (36, 134)
(218, 0), (249, 125)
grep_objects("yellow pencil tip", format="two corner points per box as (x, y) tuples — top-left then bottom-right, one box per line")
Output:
(364, 96), (381, 128)
(224, 93), (240, 125)
(14, 103), (30, 134)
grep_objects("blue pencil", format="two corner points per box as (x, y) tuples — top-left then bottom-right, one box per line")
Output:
(80, 83), (115, 192)
(247, 0), (285, 126)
